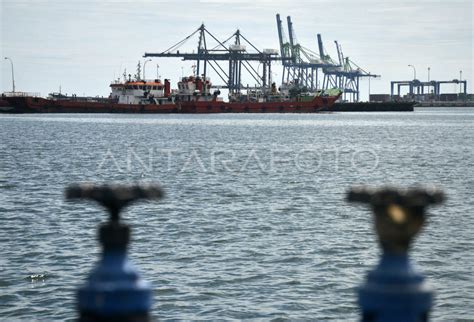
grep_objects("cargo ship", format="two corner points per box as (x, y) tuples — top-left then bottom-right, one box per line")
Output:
(2, 70), (342, 114)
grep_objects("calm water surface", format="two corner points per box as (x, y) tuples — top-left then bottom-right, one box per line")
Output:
(1, 108), (473, 320)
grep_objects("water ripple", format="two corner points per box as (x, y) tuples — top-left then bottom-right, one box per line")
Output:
(1, 109), (473, 320)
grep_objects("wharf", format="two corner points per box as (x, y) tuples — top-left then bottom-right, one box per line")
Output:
(415, 101), (474, 108)
(332, 101), (415, 112)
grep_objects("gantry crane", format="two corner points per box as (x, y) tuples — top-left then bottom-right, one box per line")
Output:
(144, 24), (280, 94)
(391, 79), (467, 97)
(317, 35), (378, 102)
(276, 14), (334, 90)
(317, 33), (340, 90)
(143, 17), (379, 101)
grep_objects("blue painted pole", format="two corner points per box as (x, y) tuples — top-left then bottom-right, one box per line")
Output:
(359, 251), (432, 322)
(77, 222), (152, 321)
(348, 186), (444, 322)
(66, 183), (163, 322)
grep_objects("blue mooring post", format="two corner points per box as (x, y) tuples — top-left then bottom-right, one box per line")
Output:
(348, 186), (444, 322)
(66, 183), (163, 322)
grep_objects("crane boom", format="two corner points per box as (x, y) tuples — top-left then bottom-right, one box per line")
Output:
(317, 34), (325, 61)
(334, 40), (343, 67)
(276, 14), (287, 60)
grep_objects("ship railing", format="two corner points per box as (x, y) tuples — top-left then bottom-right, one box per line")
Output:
(2, 91), (41, 98)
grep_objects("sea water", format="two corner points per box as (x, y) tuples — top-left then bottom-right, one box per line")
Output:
(1, 108), (473, 320)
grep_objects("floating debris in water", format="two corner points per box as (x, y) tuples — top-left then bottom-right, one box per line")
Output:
(26, 274), (48, 282)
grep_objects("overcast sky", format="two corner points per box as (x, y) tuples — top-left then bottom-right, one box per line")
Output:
(1, 0), (472, 100)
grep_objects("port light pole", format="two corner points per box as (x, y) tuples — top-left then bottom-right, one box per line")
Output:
(408, 64), (416, 80)
(427, 67), (431, 82)
(143, 58), (152, 80)
(4, 57), (16, 92)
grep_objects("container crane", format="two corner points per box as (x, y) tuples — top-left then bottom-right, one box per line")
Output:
(317, 34), (341, 91)
(334, 40), (379, 102)
(317, 34), (378, 102)
(276, 14), (292, 85)
(276, 14), (335, 90)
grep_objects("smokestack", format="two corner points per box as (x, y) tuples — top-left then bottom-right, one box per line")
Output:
(164, 79), (171, 97)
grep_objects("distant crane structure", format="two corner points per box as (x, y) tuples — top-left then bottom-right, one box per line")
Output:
(390, 79), (468, 97)
(317, 34), (379, 102)
(316, 34), (340, 91)
(276, 14), (378, 102)
(276, 14), (333, 91)
(144, 24), (280, 94)
(143, 16), (378, 102)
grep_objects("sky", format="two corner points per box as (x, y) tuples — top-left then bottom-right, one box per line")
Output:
(1, 0), (473, 100)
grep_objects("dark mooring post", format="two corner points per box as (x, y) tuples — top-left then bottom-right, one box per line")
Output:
(347, 186), (444, 322)
(66, 183), (163, 322)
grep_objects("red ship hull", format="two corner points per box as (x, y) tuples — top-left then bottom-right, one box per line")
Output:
(3, 94), (339, 114)
(3, 96), (177, 114)
(179, 95), (339, 113)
